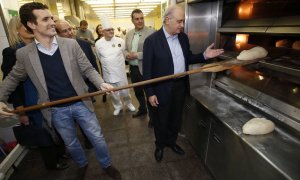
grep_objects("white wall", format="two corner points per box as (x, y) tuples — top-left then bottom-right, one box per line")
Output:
(1, 0), (19, 23)
(0, 16), (9, 65)
(0, 0), (20, 65)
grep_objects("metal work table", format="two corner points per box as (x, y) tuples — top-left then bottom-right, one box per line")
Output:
(190, 86), (300, 180)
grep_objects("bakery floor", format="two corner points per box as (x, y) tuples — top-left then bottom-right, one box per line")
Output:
(9, 89), (213, 180)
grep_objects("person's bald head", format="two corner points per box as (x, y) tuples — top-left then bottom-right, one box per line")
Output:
(163, 5), (185, 35)
(55, 20), (74, 38)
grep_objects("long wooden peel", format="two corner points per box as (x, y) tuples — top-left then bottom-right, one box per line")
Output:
(8, 58), (264, 114)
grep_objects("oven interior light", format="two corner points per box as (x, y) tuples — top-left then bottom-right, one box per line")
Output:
(235, 34), (249, 49)
(238, 1), (253, 19)
(258, 75), (264, 80)
(292, 87), (298, 94)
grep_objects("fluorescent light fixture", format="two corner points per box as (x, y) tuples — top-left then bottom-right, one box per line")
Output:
(116, 0), (161, 2)
(84, 0), (159, 19)
(116, 0), (139, 3)
(91, 7), (114, 10)
(95, 12), (115, 15)
(136, 5), (157, 8)
(92, 8), (114, 12)
(90, 5), (114, 8)
(85, 0), (113, 5)
(116, 5), (157, 9)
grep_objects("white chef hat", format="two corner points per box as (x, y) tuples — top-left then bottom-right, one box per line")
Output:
(100, 15), (112, 30)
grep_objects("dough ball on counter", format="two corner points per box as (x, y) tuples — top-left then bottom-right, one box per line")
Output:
(292, 41), (300, 50)
(242, 118), (275, 135)
(275, 39), (291, 48)
(237, 46), (268, 61)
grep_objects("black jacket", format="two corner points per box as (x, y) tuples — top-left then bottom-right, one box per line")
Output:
(1, 47), (25, 107)
(143, 28), (206, 105)
(76, 38), (100, 92)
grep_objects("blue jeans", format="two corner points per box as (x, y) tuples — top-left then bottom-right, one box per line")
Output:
(51, 102), (111, 168)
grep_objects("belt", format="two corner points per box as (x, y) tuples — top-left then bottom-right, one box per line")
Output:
(52, 100), (81, 107)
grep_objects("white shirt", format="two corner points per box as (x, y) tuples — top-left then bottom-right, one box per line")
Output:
(35, 36), (58, 56)
(95, 36), (126, 83)
(163, 26), (185, 74)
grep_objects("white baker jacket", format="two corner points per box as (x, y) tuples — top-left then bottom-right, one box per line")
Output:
(95, 37), (127, 83)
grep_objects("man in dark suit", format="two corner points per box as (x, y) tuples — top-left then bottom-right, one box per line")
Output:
(55, 20), (99, 149)
(143, 5), (224, 162)
(55, 20), (99, 94)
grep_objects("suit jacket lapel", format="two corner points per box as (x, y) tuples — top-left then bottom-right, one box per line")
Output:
(138, 28), (146, 48)
(127, 30), (134, 51)
(28, 43), (48, 92)
(57, 37), (73, 82)
(158, 28), (173, 61)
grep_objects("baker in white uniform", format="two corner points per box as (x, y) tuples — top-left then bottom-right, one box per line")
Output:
(95, 17), (136, 116)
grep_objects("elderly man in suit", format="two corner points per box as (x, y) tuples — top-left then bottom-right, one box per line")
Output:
(0, 2), (121, 179)
(143, 5), (224, 162)
(124, 9), (155, 119)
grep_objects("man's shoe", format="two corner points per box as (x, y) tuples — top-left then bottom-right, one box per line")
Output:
(52, 162), (69, 170)
(170, 144), (185, 155)
(113, 109), (122, 116)
(103, 165), (121, 180)
(77, 165), (88, 180)
(132, 110), (147, 118)
(154, 148), (163, 162)
(127, 103), (136, 112)
(60, 152), (72, 159)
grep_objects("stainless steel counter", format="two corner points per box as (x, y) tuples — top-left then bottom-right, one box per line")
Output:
(190, 86), (300, 180)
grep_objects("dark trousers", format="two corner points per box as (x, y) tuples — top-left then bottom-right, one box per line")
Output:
(152, 79), (187, 149)
(129, 65), (147, 112)
(29, 114), (65, 169)
(39, 144), (65, 169)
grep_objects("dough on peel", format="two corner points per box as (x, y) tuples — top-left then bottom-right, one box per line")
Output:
(242, 118), (275, 135)
(237, 46), (268, 60)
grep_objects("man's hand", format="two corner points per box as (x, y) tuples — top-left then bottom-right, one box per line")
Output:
(100, 83), (114, 94)
(15, 106), (29, 125)
(126, 52), (138, 60)
(148, 95), (159, 107)
(204, 43), (224, 59)
(18, 114), (30, 125)
(0, 102), (14, 118)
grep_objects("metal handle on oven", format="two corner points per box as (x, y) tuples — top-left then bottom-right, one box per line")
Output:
(198, 120), (207, 128)
(185, 103), (191, 109)
(213, 133), (222, 144)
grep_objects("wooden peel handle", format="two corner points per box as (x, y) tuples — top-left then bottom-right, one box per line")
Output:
(7, 58), (263, 114)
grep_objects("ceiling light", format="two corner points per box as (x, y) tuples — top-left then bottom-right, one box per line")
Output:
(91, 7), (114, 10)
(85, 0), (113, 5)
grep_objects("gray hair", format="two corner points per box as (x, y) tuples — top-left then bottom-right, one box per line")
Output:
(163, 5), (183, 24)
